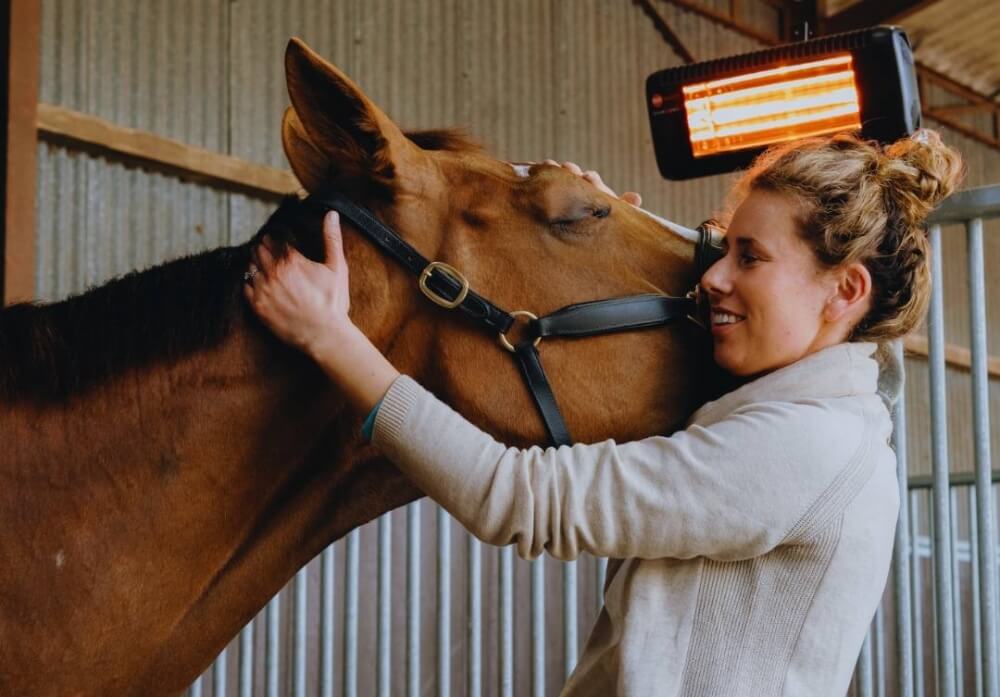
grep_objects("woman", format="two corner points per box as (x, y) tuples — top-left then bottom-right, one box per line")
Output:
(244, 130), (963, 696)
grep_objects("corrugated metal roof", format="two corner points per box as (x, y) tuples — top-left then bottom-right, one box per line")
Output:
(900, 0), (1000, 98)
(823, 0), (1000, 97)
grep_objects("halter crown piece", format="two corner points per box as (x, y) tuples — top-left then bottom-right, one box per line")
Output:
(307, 189), (722, 447)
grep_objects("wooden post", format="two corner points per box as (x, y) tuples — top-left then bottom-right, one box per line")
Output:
(2, 0), (40, 306)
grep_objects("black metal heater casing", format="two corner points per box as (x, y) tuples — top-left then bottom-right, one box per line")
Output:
(646, 26), (922, 180)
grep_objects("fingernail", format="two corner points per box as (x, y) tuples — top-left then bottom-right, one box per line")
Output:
(330, 211), (339, 224)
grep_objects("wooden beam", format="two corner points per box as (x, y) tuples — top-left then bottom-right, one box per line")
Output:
(36, 103), (300, 199)
(917, 63), (1000, 150)
(657, 0), (781, 45)
(926, 103), (998, 117)
(821, 0), (940, 34)
(3, 0), (41, 306)
(904, 334), (1000, 380)
(634, 0), (697, 63)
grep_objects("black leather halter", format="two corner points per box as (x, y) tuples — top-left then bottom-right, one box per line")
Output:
(307, 189), (721, 447)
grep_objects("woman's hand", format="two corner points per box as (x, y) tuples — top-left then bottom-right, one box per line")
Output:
(545, 160), (642, 207)
(244, 211), (352, 355)
(244, 210), (401, 413)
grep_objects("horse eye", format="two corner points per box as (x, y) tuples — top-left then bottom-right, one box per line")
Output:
(592, 206), (610, 219)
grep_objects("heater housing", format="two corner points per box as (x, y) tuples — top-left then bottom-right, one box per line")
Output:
(646, 26), (921, 180)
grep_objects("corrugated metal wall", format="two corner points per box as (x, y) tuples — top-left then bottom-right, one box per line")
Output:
(33, 1), (1000, 696)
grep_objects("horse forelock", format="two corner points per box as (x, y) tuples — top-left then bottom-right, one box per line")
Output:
(404, 128), (481, 154)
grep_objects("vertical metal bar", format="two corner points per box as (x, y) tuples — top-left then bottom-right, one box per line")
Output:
(239, 620), (254, 697)
(877, 604), (888, 697)
(438, 507), (452, 697)
(320, 545), (335, 697)
(970, 488), (984, 697)
(596, 557), (607, 611)
(293, 568), (308, 697)
(858, 628), (874, 697)
(532, 557), (545, 697)
(928, 223), (957, 697)
(213, 648), (228, 697)
(468, 534), (483, 697)
(499, 546), (514, 697)
(892, 339), (915, 697)
(911, 490), (926, 697)
(189, 676), (203, 697)
(967, 217), (998, 697)
(563, 561), (578, 679)
(407, 502), (421, 697)
(266, 595), (280, 697)
(344, 529), (361, 697)
(951, 488), (965, 697)
(378, 513), (392, 697)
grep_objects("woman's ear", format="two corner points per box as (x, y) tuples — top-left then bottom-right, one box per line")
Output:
(824, 262), (872, 324)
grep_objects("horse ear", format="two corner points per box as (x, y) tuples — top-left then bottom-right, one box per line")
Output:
(281, 107), (331, 193)
(284, 38), (414, 190)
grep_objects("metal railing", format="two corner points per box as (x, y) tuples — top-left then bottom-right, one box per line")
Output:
(859, 183), (1000, 697)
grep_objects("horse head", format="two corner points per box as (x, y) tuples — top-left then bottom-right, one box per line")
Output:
(270, 38), (714, 447)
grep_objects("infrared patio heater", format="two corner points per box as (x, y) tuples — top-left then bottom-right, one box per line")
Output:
(647, 26), (921, 180)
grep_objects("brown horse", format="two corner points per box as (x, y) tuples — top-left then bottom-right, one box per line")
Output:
(0, 39), (714, 696)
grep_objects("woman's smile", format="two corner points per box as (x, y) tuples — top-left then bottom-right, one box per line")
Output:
(710, 308), (746, 336)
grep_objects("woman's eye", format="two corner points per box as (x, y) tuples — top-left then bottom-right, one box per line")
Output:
(739, 253), (759, 266)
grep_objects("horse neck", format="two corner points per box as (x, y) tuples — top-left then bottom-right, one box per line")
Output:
(0, 309), (421, 695)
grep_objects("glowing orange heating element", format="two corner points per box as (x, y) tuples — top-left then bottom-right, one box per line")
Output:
(683, 54), (862, 157)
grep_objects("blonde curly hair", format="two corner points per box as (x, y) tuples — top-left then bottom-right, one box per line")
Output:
(725, 129), (965, 342)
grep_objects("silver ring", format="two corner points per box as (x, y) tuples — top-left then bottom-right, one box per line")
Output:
(243, 265), (258, 284)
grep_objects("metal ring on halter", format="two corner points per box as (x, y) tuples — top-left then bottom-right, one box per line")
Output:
(243, 265), (259, 284)
(499, 310), (541, 352)
(418, 261), (470, 309)
(684, 286), (708, 331)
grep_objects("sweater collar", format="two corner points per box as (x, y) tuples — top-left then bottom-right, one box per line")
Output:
(688, 342), (881, 427)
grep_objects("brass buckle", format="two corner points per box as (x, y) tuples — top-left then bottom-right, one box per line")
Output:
(419, 261), (470, 309)
(499, 310), (540, 352)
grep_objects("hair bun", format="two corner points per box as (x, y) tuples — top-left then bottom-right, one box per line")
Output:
(880, 129), (966, 228)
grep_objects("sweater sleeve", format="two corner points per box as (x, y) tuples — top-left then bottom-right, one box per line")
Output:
(372, 375), (873, 562)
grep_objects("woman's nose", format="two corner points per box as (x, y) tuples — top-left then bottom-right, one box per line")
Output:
(699, 256), (730, 297)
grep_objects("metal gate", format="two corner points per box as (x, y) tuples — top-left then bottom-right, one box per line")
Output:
(186, 185), (1000, 697)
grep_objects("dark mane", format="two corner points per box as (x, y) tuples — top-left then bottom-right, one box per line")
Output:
(0, 197), (323, 403)
(405, 128), (481, 153)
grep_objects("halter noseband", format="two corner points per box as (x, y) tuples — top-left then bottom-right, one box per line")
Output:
(307, 189), (722, 447)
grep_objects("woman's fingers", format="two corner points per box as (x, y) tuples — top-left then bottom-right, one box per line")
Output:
(560, 161), (583, 175)
(253, 240), (275, 279)
(322, 211), (346, 273)
(621, 192), (642, 207)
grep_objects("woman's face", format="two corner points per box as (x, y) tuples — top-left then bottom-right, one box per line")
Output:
(700, 189), (840, 378)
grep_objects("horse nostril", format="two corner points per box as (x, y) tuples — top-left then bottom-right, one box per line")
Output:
(592, 206), (610, 219)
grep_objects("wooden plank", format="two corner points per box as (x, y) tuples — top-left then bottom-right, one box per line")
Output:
(35, 103), (300, 199)
(926, 103), (999, 118)
(820, 0), (940, 34)
(658, 0), (781, 45)
(904, 334), (1000, 379)
(2, 0), (41, 306)
(634, 0), (697, 63)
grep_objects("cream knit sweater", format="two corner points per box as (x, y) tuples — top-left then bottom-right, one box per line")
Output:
(371, 341), (900, 696)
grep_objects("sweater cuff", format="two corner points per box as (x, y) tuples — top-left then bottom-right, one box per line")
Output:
(371, 374), (425, 449)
